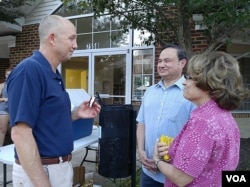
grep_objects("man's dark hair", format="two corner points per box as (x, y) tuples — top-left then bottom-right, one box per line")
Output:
(161, 44), (187, 61)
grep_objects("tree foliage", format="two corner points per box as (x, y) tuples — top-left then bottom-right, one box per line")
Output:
(63, 0), (250, 56)
(0, 0), (35, 24)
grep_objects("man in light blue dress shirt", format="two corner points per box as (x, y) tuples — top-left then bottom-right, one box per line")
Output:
(136, 44), (195, 187)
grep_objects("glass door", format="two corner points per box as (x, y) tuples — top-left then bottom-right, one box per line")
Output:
(61, 56), (90, 91)
(61, 50), (131, 105)
(91, 51), (131, 105)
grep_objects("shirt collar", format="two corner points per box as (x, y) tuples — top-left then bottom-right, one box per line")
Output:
(156, 75), (185, 90)
(33, 50), (61, 80)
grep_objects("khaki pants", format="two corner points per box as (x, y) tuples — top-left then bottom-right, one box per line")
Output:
(12, 162), (73, 187)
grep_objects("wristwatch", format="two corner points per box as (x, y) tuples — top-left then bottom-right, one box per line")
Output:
(155, 159), (163, 170)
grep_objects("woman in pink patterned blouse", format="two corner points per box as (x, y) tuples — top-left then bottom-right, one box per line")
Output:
(153, 51), (250, 187)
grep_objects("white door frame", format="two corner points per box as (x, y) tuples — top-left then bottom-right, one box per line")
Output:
(68, 48), (132, 104)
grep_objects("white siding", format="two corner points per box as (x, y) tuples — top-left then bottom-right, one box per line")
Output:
(24, 0), (62, 25)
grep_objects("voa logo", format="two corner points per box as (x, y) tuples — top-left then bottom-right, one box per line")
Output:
(222, 171), (250, 186)
(226, 175), (246, 183)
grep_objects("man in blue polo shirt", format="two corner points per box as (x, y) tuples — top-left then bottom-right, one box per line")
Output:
(7, 15), (100, 187)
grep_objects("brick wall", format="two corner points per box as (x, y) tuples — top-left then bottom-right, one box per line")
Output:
(154, 43), (162, 83)
(9, 24), (40, 68)
(0, 58), (10, 83)
(191, 29), (209, 54)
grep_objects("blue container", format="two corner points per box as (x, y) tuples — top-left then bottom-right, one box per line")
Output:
(73, 118), (94, 140)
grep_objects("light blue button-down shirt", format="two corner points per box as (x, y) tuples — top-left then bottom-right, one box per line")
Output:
(136, 76), (196, 183)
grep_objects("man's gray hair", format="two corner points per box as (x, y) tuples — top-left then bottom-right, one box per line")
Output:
(38, 15), (64, 42)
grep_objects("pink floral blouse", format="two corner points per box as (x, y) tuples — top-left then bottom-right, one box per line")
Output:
(166, 100), (240, 187)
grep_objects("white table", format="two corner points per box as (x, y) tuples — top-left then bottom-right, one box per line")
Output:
(73, 128), (99, 155)
(0, 129), (99, 187)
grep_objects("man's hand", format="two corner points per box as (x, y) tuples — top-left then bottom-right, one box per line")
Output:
(138, 149), (158, 173)
(72, 101), (101, 121)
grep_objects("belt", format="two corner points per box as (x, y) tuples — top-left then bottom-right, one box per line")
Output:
(15, 154), (72, 165)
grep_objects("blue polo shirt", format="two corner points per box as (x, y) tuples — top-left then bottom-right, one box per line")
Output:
(7, 50), (73, 158)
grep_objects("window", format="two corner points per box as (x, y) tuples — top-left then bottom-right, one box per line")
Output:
(132, 49), (154, 102)
(69, 16), (129, 50)
(55, 3), (129, 50)
(238, 57), (250, 111)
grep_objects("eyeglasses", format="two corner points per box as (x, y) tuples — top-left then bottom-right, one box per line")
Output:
(184, 74), (193, 80)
